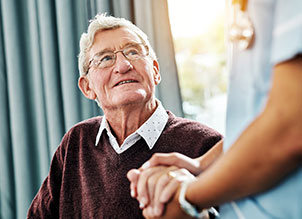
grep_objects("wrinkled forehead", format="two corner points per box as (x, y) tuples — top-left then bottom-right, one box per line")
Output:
(88, 27), (144, 59)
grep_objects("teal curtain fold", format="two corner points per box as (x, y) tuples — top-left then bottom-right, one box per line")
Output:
(0, 4), (15, 217)
(133, 0), (183, 116)
(0, 0), (182, 218)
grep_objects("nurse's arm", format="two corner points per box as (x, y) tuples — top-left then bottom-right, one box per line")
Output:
(174, 55), (302, 212)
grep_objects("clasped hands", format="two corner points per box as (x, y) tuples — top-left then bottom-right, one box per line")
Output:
(127, 153), (201, 219)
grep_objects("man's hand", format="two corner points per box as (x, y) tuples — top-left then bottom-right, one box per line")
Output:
(142, 185), (194, 219)
(127, 151), (200, 204)
(127, 152), (199, 202)
(127, 141), (223, 217)
(127, 165), (195, 218)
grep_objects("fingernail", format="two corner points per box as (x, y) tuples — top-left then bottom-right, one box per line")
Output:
(139, 202), (145, 209)
(130, 189), (135, 197)
(141, 161), (150, 170)
(139, 197), (147, 209)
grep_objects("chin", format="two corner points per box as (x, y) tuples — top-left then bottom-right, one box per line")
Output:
(113, 92), (152, 107)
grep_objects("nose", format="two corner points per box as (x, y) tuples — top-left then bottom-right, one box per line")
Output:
(113, 52), (133, 74)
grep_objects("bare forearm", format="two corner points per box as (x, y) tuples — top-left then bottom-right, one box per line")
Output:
(188, 115), (300, 208)
(195, 140), (223, 173)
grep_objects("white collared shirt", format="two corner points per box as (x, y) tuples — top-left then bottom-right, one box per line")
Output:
(95, 101), (169, 154)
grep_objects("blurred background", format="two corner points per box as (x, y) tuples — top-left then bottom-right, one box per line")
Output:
(168, 0), (227, 135)
(0, 0), (226, 218)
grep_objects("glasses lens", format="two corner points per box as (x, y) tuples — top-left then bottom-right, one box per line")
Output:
(93, 53), (116, 68)
(124, 44), (148, 60)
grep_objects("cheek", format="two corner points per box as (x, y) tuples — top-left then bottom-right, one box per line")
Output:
(88, 74), (105, 94)
(141, 65), (155, 85)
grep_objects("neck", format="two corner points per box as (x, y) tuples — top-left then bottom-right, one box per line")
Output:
(104, 99), (158, 146)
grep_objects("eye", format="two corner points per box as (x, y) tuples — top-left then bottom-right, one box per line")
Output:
(124, 46), (143, 60)
(101, 54), (114, 62)
(125, 48), (139, 56)
(129, 49), (139, 55)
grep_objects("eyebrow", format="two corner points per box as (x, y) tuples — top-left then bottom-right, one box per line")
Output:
(91, 41), (142, 58)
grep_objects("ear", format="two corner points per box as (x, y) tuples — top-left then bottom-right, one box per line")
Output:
(78, 76), (97, 100)
(153, 60), (161, 85)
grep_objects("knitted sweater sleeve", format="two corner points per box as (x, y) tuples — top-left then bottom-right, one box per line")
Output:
(27, 133), (68, 219)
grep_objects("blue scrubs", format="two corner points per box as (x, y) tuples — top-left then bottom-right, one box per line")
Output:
(221, 0), (302, 218)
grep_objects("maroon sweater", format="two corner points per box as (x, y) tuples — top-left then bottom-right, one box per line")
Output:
(27, 111), (222, 219)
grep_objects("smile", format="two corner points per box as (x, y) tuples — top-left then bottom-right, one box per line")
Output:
(115, 80), (138, 86)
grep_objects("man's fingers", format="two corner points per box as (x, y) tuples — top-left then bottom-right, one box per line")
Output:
(142, 207), (152, 219)
(137, 166), (164, 208)
(152, 169), (176, 217)
(146, 170), (166, 205)
(154, 171), (171, 202)
(159, 179), (180, 203)
(159, 168), (195, 203)
(127, 169), (140, 182)
(127, 169), (140, 198)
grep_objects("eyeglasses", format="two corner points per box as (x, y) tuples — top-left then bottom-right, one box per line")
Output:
(85, 43), (149, 75)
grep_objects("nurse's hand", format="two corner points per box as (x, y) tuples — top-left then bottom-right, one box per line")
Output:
(141, 153), (201, 175)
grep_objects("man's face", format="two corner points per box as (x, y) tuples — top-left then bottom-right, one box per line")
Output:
(79, 27), (160, 111)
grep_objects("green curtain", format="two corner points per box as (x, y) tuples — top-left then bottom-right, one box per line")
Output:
(0, 0), (182, 218)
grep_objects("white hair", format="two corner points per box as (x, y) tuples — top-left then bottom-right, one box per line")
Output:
(78, 13), (157, 76)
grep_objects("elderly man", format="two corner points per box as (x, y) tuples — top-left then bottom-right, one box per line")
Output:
(27, 14), (222, 219)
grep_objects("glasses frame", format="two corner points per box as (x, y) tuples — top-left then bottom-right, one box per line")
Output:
(85, 43), (149, 75)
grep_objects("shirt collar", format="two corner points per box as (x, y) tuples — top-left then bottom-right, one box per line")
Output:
(136, 102), (168, 149)
(95, 114), (110, 146)
(95, 100), (168, 150)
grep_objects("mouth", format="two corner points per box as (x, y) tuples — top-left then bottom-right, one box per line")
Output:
(115, 80), (138, 87)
